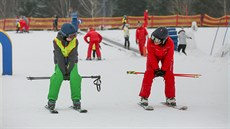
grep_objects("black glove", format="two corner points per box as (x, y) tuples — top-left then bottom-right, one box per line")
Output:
(154, 69), (166, 77)
(63, 74), (70, 80)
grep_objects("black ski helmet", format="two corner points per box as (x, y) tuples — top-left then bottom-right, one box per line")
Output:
(151, 27), (168, 44)
(60, 23), (77, 37)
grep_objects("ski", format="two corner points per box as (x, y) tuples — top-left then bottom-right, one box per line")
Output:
(45, 105), (58, 114)
(161, 102), (188, 110)
(27, 76), (50, 80)
(70, 106), (88, 113)
(137, 102), (154, 111)
(79, 58), (106, 61)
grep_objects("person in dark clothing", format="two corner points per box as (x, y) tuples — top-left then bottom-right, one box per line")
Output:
(53, 15), (58, 31)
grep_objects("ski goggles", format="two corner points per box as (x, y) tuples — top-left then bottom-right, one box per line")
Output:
(151, 35), (162, 44)
(66, 33), (76, 41)
(60, 30), (77, 41)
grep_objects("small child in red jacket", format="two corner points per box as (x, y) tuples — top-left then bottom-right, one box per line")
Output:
(84, 27), (102, 60)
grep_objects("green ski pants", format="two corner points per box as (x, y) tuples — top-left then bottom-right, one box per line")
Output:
(47, 64), (82, 101)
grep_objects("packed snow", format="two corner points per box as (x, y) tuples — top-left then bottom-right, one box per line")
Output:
(0, 26), (229, 129)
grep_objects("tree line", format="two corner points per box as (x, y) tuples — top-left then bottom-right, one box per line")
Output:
(0, 0), (229, 19)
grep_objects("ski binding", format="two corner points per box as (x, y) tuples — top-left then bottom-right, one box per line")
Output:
(138, 102), (154, 111)
(161, 102), (188, 110)
(70, 106), (88, 113)
(45, 105), (58, 114)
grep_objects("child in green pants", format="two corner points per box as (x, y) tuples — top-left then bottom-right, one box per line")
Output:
(47, 23), (82, 110)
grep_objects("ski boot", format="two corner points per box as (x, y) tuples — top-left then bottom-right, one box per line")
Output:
(166, 98), (176, 106)
(86, 57), (92, 60)
(97, 57), (102, 60)
(47, 100), (56, 110)
(139, 97), (148, 106)
(73, 100), (81, 109)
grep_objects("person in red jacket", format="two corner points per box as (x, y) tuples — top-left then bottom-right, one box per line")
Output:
(139, 27), (176, 107)
(136, 22), (148, 56)
(84, 27), (102, 60)
(19, 17), (26, 33)
(143, 9), (149, 28)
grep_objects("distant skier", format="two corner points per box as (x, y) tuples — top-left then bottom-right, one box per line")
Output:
(123, 24), (130, 49)
(47, 23), (82, 110)
(139, 27), (176, 107)
(15, 16), (20, 33)
(19, 16), (26, 33)
(23, 16), (29, 33)
(143, 9), (149, 28)
(121, 15), (127, 29)
(70, 11), (81, 32)
(53, 15), (58, 31)
(178, 28), (192, 55)
(84, 27), (102, 60)
(135, 22), (148, 56)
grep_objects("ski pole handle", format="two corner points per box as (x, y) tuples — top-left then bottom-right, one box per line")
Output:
(127, 71), (144, 74)
(82, 75), (101, 79)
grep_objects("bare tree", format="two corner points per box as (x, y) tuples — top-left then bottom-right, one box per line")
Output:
(172, 0), (189, 15)
(78, 0), (102, 18)
(0, 0), (17, 18)
(0, 0), (7, 18)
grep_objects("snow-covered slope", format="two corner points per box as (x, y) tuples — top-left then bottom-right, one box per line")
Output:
(0, 27), (229, 129)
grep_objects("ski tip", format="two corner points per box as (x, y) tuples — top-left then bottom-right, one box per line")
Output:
(80, 109), (88, 113)
(70, 106), (88, 113)
(26, 76), (32, 80)
(45, 105), (59, 114)
(50, 110), (59, 114)
(179, 106), (188, 110)
(161, 102), (188, 110)
(137, 103), (154, 111)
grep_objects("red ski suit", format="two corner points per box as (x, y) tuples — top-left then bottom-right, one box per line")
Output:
(84, 29), (102, 59)
(19, 19), (26, 32)
(139, 37), (175, 99)
(136, 26), (148, 56)
(143, 10), (149, 27)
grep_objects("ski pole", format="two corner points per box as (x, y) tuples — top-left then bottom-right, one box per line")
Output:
(127, 71), (201, 78)
(173, 73), (201, 78)
(26, 75), (101, 80)
(26, 75), (102, 92)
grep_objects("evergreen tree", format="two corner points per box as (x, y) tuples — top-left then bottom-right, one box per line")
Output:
(191, 0), (224, 17)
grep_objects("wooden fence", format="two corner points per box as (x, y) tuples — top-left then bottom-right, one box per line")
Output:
(0, 14), (229, 31)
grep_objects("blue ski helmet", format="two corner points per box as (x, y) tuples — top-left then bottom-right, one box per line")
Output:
(60, 23), (77, 37)
(151, 27), (168, 44)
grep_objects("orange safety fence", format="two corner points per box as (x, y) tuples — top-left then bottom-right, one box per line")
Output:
(0, 14), (229, 31)
(202, 14), (229, 27)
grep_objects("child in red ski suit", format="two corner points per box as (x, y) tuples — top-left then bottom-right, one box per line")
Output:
(84, 28), (102, 60)
(139, 27), (176, 106)
(136, 22), (148, 56)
